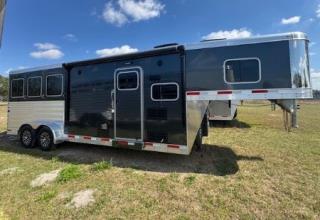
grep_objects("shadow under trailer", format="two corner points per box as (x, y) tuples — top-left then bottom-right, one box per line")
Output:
(7, 32), (312, 155)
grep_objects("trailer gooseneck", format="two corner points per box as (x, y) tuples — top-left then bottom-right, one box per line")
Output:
(7, 32), (313, 155)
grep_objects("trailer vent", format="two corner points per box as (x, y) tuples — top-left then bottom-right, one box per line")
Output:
(147, 108), (167, 120)
(154, 43), (179, 49)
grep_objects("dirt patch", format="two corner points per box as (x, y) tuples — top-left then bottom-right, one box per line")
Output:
(57, 191), (72, 200)
(66, 189), (97, 209)
(0, 167), (21, 176)
(30, 169), (61, 188)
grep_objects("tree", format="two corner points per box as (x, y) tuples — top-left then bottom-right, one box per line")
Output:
(0, 75), (8, 101)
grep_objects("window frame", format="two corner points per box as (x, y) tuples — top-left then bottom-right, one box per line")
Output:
(117, 71), (139, 91)
(46, 74), (64, 97)
(223, 57), (262, 84)
(27, 76), (42, 98)
(11, 78), (25, 98)
(151, 82), (180, 102)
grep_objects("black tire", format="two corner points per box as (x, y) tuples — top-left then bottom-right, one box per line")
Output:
(37, 127), (54, 151)
(194, 128), (203, 152)
(19, 126), (36, 148)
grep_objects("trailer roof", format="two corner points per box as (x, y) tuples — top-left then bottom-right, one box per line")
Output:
(185, 32), (308, 50)
(64, 44), (184, 69)
(9, 32), (308, 75)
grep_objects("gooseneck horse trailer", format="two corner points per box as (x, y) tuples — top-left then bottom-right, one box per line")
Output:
(7, 32), (312, 155)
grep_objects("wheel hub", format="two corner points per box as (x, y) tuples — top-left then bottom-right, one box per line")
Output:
(40, 132), (50, 148)
(22, 130), (32, 145)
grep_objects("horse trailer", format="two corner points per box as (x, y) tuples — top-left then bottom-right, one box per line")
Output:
(7, 32), (312, 155)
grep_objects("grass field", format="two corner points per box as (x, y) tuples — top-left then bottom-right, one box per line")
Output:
(0, 102), (319, 219)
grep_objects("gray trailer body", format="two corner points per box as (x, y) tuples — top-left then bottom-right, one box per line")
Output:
(7, 32), (312, 155)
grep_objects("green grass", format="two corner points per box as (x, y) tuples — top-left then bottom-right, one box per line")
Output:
(57, 165), (83, 183)
(36, 190), (57, 202)
(91, 160), (113, 172)
(0, 102), (319, 219)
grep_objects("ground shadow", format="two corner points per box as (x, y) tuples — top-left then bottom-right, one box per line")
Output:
(211, 119), (251, 129)
(0, 132), (263, 176)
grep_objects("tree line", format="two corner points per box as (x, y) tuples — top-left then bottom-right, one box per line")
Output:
(0, 75), (8, 101)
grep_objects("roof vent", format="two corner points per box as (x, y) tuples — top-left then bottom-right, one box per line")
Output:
(201, 38), (226, 43)
(154, 43), (179, 49)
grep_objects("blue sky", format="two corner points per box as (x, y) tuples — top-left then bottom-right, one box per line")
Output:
(1, 0), (319, 89)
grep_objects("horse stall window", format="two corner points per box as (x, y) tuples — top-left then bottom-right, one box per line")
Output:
(224, 58), (261, 84)
(27, 76), (42, 97)
(117, 72), (139, 90)
(151, 83), (179, 101)
(11, 78), (24, 98)
(46, 74), (63, 97)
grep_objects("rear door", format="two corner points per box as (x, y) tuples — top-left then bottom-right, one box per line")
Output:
(114, 67), (143, 140)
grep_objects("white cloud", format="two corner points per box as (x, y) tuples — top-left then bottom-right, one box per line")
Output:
(34, 43), (59, 50)
(281, 16), (301, 25)
(202, 28), (252, 40)
(96, 45), (138, 57)
(102, 0), (165, 26)
(103, 2), (128, 26)
(118, 0), (165, 21)
(30, 49), (64, 59)
(63, 34), (77, 42)
(317, 4), (320, 18)
(30, 43), (64, 60)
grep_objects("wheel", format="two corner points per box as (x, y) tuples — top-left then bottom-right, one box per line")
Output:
(194, 128), (203, 152)
(37, 127), (54, 151)
(19, 126), (36, 148)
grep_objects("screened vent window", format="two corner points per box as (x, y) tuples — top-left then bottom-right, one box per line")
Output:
(224, 58), (261, 83)
(117, 72), (138, 90)
(47, 74), (63, 96)
(28, 77), (42, 97)
(151, 83), (179, 101)
(11, 79), (24, 98)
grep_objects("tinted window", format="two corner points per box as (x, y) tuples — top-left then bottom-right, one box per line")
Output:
(152, 83), (179, 101)
(11, 79), (24, 98)
(47, 75), (63, 96)
(118, 72), (138, 90)
(225, 59), (260, 83)
(28, 77), (42, 97)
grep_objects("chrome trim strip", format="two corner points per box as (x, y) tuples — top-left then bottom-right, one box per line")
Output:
(223, 57), (262, 85)
(150, 82), (180, 102)
(9, 64), (62, 75)
(186, 88), (313, 101)
(185, 32), (308, 50)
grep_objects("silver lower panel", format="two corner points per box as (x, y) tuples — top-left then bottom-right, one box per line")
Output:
(7, 101), (66, 144)
(186, 100), (209, 153)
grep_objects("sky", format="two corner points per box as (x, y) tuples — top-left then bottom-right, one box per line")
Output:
(0, 0), (319, 89)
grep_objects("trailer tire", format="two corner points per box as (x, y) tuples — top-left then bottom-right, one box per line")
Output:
(19, 126), (36, 148)
(37, 127), (54, 151)
(194, 128), (203, 152)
